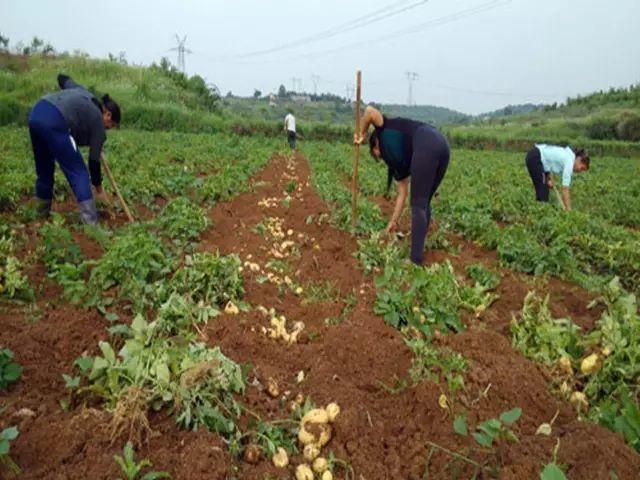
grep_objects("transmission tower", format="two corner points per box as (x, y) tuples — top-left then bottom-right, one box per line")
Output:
(290, 77), (302, 92)
(310, 74), (321, 96)
(405, 71), (419, 106)
(170, 34), (192, 73)
(345, 83), (355, 102)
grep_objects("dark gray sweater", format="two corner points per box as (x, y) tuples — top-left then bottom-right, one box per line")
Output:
(43, 75), (105, 186)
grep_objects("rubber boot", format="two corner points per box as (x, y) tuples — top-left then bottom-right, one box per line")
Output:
(35, 197), (52, 218)
(78, 198), (98, 225)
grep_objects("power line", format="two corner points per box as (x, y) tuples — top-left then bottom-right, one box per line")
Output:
(210, 0), (429, 60)
(311, 74), (321, 95)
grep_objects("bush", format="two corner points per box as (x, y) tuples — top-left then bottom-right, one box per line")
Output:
(585, 116), (617, 140)
(615, 111), (640, 142)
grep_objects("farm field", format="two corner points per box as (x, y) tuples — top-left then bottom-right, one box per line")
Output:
(1, 124), (640, 479)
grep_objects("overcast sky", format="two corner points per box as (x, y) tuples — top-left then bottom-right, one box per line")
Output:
(3, 0), (639, 114)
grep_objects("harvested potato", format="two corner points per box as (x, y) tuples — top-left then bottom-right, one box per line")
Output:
(313, 457), (329, 473)
(325, 403), (340, 422)
(295, 464), (314, 480)
(580, 353), (602, 375)
(558, 356), (573, 375)
(224, 301), (240, 315)
(303, 444), (320, 461)
(321, 471), (334, 480)
(298, 425), (316, 445)
(266, 378), (279, 398)
(302, 409), (329, 425)
(271, 447), (289, 468)
(570, 391), (589, 411)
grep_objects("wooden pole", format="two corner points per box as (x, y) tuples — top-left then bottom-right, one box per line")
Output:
(101, 153), (135, 223)
(351, 70), (362, 229)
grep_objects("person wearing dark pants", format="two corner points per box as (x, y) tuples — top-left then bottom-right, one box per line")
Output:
(28, 74), (120, 224)
(525, 144), (590, 211)
(356, 105), (450, 265)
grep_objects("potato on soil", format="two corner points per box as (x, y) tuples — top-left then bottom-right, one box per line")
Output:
(243, 444), (261, 464)
(558, 356), (573, 375)
(295, 464), (314, 480)
(303, 444), (320, 461)
(570, 391), (589, 411)
(325, 402), (340, 422)
(266, 377), (279, 398)
(321, 471), (334, 480)
(302, 408), (329, 425)
(272, 447), (289, 468)
(313, 457), (329, 473)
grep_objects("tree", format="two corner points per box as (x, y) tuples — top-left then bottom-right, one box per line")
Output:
(277, 84), (287, 98)
(253, 89), (262, 99)
(0, 33), (9, 52)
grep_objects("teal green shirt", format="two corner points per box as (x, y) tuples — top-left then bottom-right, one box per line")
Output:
(536, 144), (576, 187)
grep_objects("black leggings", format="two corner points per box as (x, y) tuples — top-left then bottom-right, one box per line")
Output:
(409, 126), (450, 265)
(525, 147), (549, 202)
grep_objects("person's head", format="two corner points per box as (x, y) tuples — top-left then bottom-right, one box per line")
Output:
(574, 148), (590, 173)
(101, 94), (121, 129)
(368, 130), (381, 159)
(287, 108), (294, 115)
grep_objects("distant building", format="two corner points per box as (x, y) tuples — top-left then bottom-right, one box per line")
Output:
(291, 94), (311, 104)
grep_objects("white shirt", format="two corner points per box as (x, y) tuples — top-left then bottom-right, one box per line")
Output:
(535, 144), (576, 187)
(284, 113), (296, 132)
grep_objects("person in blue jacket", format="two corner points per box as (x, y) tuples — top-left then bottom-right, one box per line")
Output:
(28, 74), (121, 224)
(525, 144), (590, 211)
(355, 105), (450, 266)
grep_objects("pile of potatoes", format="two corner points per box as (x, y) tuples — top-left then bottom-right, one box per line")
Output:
(272, 402), (341, 480)
(257, 307), (305, 344)
(558, 350), (608, 413)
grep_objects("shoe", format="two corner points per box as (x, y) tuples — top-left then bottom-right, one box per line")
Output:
(78, 199), (98, 225)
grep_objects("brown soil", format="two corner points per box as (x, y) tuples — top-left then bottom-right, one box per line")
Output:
(1, 153), (638, 479)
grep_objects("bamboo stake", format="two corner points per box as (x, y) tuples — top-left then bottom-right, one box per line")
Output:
(351, 70), (362, 229)
(101, 153), (135, 223)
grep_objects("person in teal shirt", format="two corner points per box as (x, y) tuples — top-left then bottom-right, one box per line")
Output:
(525, 144), (590, 211)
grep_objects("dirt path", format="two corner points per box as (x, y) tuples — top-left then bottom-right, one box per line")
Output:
(1, 152), (638, 479)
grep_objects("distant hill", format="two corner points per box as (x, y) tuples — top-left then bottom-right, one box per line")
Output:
(477, 103), (544, 119)
(374, 103), (469, 126)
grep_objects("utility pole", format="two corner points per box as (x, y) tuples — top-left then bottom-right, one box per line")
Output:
(170, 34), (192, 74)
(291, 77), (302, 92)
(311, 74), (320, 96)
(405, 71), (419, 106)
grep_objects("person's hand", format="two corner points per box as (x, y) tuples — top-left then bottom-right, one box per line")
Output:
(383, 220), (398, 237)
(547, 178), (554, 188)
(94, 185), (109, 204)
(353, 132), (365, 145)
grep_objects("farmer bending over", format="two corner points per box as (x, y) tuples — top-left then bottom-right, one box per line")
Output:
(28, 74), (121, 224)
(355, 106), (450, 266)
(525, 144), (590, 211)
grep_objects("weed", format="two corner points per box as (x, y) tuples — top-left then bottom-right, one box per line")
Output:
(114, 441), (171, 480)
(0, 348), (22, 390)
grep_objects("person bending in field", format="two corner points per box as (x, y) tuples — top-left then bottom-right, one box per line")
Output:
(525, 144), (590, 211)
(284, 109), (297, 150)
(355, 105), (450, 266)
(28, 74), (121, 224)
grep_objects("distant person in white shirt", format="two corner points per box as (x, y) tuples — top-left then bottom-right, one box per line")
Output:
(284, 110), (296, 150)
(525, 144), (590, 211)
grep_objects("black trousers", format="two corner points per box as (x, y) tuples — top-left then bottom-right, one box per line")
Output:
(287, 130), (296, 150)
(409, 125), (450, 265)
(525, 147), (549, 202)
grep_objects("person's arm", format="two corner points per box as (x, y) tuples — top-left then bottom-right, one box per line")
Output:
(545, 173), (554, 188)
(355, 106), (384, 143)
(57, 73), (82, 90)
(384, 167), (393, 199)
(385, 177), (409, 234)
(562, 187), (571, 211)
(88, 127), (106, 188)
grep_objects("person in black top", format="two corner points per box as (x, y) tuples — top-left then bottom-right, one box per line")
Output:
(355, 105), (450, 265)
(28, 74), (121, 224)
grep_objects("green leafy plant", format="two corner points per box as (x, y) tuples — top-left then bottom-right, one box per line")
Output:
(0, 426), (20, 474)
(454, 408), (522, 448)
(465, 263), (501, 290)
(0, 224), (33, 301)
(0, 348), (22, 390)
(114, 441), (171, 480)
(154, 197), (209, 249)
(511, 292), (583, 365)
